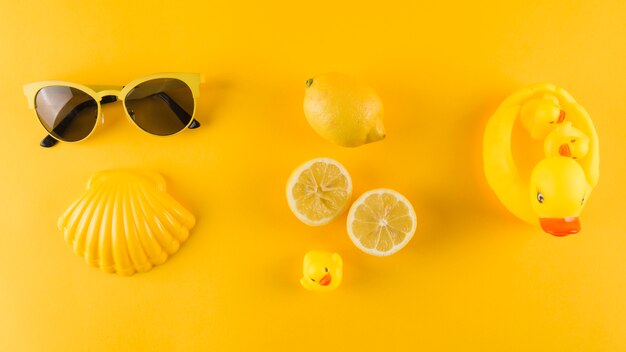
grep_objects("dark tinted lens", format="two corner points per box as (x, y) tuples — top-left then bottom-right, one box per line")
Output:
(124, 78), (194, 136)
(35, 86), (98, 142)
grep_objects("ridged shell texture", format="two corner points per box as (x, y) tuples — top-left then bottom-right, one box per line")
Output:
(58, 170), (196, 275)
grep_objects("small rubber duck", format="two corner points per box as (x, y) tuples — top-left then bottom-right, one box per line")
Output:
(300, 251), (342, 292)
(519, 94), (566, 139)
(544, 122), (590, 160)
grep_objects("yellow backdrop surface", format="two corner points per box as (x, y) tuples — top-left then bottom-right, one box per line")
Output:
(1, 0), (625, 351)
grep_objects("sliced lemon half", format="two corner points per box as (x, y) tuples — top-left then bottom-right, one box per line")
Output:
(347, 189), (417, 256)
(286, 158), (352, 226)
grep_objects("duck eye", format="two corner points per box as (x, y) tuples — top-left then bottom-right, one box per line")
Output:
(310, 278), (315, 282)
(324, 267), (328, 272)
(571, 139), (576, 143)
(581, 197), (585, 205)
(537, 193), (544, 203)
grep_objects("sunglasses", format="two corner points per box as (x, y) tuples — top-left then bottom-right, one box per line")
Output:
(23, 73), (203, 147)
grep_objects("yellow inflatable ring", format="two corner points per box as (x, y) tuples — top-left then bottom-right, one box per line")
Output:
(483, 83), (599, 236)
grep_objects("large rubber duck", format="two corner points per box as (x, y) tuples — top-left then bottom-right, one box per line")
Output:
(300, 251), (342, 292)
(483, 83), (599, 236)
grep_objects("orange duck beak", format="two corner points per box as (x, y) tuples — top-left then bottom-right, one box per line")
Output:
(539, 217), (580, 236)
(318, 273), (332, 286)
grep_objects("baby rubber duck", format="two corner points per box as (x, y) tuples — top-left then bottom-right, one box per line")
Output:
(300, 251), (342, 292)
(519, 94), (566, 139)
(544, 122), (590, 160)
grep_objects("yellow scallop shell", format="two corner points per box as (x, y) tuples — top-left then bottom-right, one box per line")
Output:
(58, 170), (196, 276)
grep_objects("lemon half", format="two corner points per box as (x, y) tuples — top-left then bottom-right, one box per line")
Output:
(347, 189), (416, 256)
(286, 158), (353, 226)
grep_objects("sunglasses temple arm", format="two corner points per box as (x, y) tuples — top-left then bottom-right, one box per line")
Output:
(40, 134), (58, 148)
(40, 97), (118, 148)
(154, 92), (201, 129)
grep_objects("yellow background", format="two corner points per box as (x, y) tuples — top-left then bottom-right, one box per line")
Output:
(1, 0), (625, 350)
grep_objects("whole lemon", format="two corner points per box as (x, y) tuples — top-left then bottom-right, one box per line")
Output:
(303, 73), (385, 147)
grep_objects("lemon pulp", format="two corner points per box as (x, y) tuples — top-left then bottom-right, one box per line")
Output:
(347, 189), (416, 256)
(286, 158), (352, 226)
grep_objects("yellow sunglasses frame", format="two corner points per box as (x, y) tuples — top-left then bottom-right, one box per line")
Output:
(23, 72), (204, 147)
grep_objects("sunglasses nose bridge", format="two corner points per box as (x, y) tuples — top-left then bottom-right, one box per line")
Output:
(93, 90), (122, 127)
(96, 90), (123, 100)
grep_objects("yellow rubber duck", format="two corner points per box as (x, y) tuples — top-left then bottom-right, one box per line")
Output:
(519, 93), (566, 139)
(483, 83), (599, 236)
(544, 122), (590, 160)
(300, 251), (342, 292)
